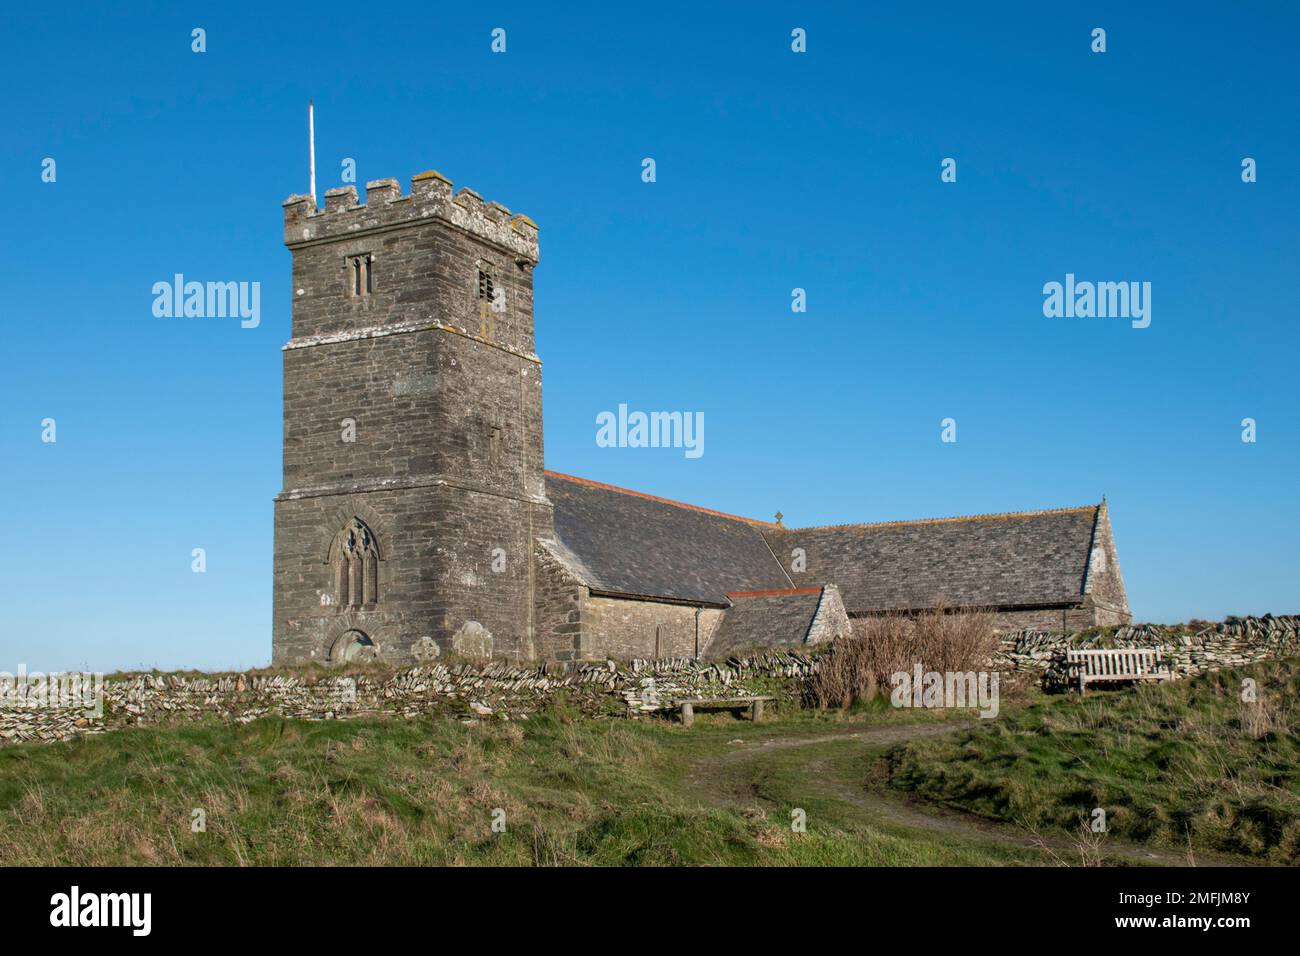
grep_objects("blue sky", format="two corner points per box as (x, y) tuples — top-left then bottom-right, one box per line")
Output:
(3, 2), (1296, 671)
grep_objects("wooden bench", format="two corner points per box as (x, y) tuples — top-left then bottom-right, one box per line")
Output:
(673, 696), (773, 727)
(1066, 647), (1171, 694)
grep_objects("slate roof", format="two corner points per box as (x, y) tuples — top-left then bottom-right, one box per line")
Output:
(706, 588), (824, 657)
(545, 472), (792, 604)
(765, 506), (1101, 613)
(545, 471), (1101, 614)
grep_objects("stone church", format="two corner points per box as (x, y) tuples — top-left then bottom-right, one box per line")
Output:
(272, 168), (1132, 666)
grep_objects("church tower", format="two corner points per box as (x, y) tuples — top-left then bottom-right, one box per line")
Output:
(272, 171), (549, 664)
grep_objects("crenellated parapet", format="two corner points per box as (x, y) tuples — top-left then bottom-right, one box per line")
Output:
(282, 169), (539, 262)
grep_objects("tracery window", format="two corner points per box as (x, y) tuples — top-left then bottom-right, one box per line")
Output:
(332, 517), (379, 609)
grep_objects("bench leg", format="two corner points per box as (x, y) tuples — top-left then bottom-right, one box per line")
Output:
(680, 702), (694, 728)
(751, 699), (765, 723)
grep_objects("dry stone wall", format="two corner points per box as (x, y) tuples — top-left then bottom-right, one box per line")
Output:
(997, 614), (1300, 690)
(0, 651), (816, 747)
(5, 616), (1296, 747)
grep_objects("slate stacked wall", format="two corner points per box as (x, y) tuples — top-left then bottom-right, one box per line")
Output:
(1, 651), (818, 746)
(998, 615), (1300, 689)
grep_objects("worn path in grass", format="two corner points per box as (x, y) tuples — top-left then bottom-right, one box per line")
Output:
(685, 721), (1252, 867)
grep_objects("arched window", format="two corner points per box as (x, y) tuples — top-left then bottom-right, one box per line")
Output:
(331, 517), (380, 609)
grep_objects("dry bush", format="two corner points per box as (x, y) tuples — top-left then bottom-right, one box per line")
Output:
(809, 602), (999, 709)
(807, 616), (895, 709)
(1029, 821), (1109, 867)
(1241, 696), (1279, 739)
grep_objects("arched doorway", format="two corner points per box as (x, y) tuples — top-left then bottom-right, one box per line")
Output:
(328, 629), (374, 663)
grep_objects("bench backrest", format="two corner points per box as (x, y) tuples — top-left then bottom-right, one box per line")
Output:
(1065, 647), (1163, 677)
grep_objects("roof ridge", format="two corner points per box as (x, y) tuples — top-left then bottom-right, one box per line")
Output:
(544, 470), (778, 527)
(725, 587), (824, 599)
(783, 503), (1100, 533)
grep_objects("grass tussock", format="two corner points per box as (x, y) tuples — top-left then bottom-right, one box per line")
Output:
(887, 657), (1300, 863)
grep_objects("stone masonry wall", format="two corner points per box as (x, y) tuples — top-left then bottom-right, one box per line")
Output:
(992, 606), (1101, 633)
(584, 596), (706, 660)
(280, 330), (544, 499)
(1081, 503), (1131, 625)
(283, 174), (538, 354)
(274, 486), (552, 665)
(807, 585), (852, 644)
(532, 540), (589, 663)
(274, 171), (551, 665)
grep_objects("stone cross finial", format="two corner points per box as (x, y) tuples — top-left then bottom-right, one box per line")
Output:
(774, 511), (784, 528)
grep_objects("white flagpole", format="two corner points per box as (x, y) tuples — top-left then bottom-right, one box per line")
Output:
(308, 100), (317, 207)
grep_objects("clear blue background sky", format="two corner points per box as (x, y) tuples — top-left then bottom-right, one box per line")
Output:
(3, 2), (1296, 672)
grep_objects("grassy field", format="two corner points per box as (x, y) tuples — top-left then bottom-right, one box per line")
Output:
(887, 658), (1300, 864)
(3, 660), (1293, 866)
(0, 698), (1054, 867)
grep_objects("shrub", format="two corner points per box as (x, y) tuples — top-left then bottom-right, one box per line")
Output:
(809, 602), (999, 709)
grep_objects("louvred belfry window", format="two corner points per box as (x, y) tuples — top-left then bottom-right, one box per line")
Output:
(349, 255), (373, 296)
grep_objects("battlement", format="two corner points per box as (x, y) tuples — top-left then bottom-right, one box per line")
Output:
(282, 170), (539, 263)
